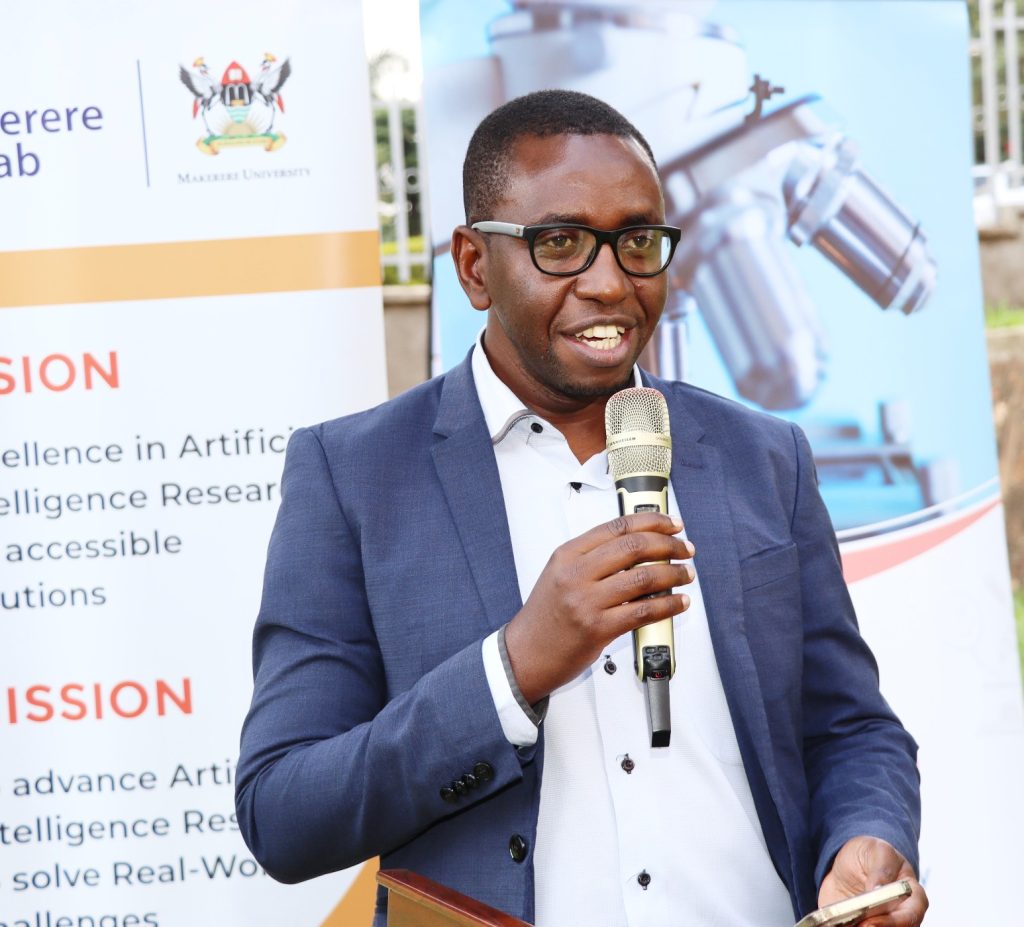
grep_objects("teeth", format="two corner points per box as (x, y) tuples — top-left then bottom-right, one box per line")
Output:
(576, 324), (625, 350)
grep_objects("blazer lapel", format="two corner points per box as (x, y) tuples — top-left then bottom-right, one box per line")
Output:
(430, 356), (523, 634)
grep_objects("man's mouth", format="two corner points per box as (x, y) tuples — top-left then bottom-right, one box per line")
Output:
(574, 324), (625, 351)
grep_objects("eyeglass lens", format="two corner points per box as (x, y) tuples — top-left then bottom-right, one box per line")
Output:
(532, 227), (672, 275)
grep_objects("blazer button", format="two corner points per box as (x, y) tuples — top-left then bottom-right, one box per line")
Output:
(461, 773), (479, 789)
(440, 786), (457, 803)
(508, 833), (529, 863)
(452, 778), (468, 796)
(473, 761), (494, 782)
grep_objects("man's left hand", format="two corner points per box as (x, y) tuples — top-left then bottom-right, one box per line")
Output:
(818, 836), (928, 926)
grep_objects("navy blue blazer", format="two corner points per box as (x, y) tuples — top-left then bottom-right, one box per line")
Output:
(235, 354), (920, 924)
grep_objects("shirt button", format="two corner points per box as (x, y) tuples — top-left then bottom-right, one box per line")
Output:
(509, 833), (529, 863)
(637, 870), (651, 889)
(620, 755), (635, 774)
(530, 422), (543, 433)
(603, 656), (617, 675)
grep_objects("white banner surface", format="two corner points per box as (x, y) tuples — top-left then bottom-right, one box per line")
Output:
(1, 2), (382, 924)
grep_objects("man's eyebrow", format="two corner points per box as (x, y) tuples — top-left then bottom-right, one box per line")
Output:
(535, 212), (587, 225)
(620, 213), (660, 227)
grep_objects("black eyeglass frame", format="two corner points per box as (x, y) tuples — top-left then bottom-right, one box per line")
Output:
(470, 221), (682, 277)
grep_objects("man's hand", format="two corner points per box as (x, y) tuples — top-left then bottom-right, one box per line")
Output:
(503, 512), (695, 705)
(818, 836), (928, 926)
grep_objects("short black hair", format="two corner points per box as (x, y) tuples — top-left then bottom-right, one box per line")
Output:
(462, 89), (657, 224)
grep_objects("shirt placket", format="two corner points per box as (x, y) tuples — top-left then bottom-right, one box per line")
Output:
(564, 459), (664, 923)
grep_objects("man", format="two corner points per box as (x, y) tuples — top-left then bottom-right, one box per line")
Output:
(236, 90), (926, 926)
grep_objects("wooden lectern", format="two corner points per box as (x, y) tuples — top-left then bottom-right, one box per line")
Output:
(377, 870), (533, 927)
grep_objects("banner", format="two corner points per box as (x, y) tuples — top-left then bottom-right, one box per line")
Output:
(1, 1), (382, 924)
(421, 1), (1024, 923)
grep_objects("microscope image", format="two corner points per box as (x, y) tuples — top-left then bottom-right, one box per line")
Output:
(423, 0), (950, 533)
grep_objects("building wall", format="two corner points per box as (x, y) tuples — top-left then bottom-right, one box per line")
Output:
(990, 326), (1024, 587)
(383, 284), (431, 398)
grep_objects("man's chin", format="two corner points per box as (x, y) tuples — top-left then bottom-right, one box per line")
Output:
(554, 371), (637, 401)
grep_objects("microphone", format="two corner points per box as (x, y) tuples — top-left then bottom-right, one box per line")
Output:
(605, 387), (675, 748)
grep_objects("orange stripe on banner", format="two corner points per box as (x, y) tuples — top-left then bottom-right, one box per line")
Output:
(320, 859), (379, 926)
(0, 231), (381, 308)
(841, 497), (1002, 583)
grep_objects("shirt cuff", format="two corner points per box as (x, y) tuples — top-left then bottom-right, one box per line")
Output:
(482, 627), (544, 747)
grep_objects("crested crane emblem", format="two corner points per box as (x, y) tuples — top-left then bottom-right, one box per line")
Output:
(179, 53), (292, 154)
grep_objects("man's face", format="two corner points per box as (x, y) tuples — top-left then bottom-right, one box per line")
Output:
(474, 132), (669, 411)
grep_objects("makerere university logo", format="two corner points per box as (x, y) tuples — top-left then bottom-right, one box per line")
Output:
(178, 54), (291, 154)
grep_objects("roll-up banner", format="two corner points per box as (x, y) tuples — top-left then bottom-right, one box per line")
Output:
(421, 1), (1024, 924)
(1, 1), (383, 924)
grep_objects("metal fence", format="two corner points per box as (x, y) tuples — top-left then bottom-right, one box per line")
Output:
(975, 0), (1024, 207)
(374, 98), (431, 284)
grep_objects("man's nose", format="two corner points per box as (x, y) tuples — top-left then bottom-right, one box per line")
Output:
(573, 241), (632, 302)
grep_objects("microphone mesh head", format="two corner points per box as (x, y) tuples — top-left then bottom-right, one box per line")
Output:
(605, 387), (671, 480)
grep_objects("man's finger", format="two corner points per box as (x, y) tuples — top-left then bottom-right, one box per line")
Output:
(859, 841), (903, 889)
(574, 527), (693, 579)
(600, 561), (694, 606)
(563, 512), (686, 557)
(859, 887), (928, 927)
(860, 872), (928, 927)
(604, 592), (691, 637)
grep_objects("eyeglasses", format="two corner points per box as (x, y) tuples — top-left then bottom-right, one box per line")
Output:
(471, 221), (681, 277)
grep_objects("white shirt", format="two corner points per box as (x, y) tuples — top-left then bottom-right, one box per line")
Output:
(472, 339), (794, 927)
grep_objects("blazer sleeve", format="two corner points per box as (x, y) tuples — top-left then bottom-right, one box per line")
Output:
(790, 423), (922, 887)
(234, 427), (526, 883)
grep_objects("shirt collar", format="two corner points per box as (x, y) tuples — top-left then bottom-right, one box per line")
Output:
(470, 328), (642, 445)
(471, 330), (533, 444)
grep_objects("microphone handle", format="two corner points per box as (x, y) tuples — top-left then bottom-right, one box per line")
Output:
(615, 473), (675, 748)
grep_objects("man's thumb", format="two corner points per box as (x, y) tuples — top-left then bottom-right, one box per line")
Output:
(862, 840), (902, 889)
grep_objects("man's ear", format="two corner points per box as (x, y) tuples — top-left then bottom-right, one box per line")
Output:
(451, 225), (492, 311)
